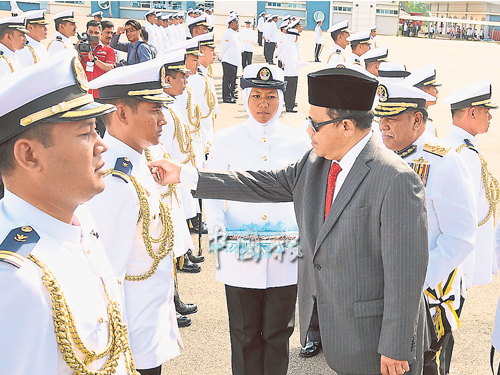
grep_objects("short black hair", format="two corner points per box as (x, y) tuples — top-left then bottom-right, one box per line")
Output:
(0, 28), (15, 40)
(331, 30), (343, 42)
(0, 122), (54, 177)
(451, 107), (467, 119)
(406, 108), (429, 123)
(164, 68), (179, 79)
(86, 20), (102, 31)
(55, 20), (73, 32)
(125, 20), (141, 31)
(327, 108), (374, 130)
(101, 20), (114, 30)
(98, 97), (141, 125)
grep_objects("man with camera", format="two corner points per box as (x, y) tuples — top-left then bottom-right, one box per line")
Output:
(78, 20), (115, 98)
(110, 20), (156, 65)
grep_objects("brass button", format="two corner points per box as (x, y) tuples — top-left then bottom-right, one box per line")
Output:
(153, 214), (157, 220)
(86, 249), (91, 255)
(117, 278), (122, 285)
(262, 156), (268, 162)
(262, 214), (267, 220)
(261, 137), (266, 143)
(98, 317), (104, 324)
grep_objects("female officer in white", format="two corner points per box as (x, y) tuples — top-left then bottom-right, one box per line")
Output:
(205, 64), (310, 375)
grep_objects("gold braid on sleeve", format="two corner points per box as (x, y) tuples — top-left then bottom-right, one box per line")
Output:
(26, 44), (40, 64)
(456, 144), (500, 226)
(0, 54), (15, 73)
(28, 254), (139, 375)
(144, 148), (178, 203)
(166, 105), (196, 166)
(186, 86), (202, 137)
(201, 74), (216, 119)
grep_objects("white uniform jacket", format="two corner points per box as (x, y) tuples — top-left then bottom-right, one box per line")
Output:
(161, 97), (200, 220)
(85, 134), (181, 369)
(47, 31), (72, 56)
(17, 35), (48, 68)
(257, 17), (265, 33)
(315, 23), (325, 44)
(282, 35), (306, 77)
(399, 131), (477, 291)
(344, 53), (364, 69)
(492, 222), (500, 350)
(444, 125), (497, 287)
(144, 22), (160, 55)
(276, 31), (286, 62)
(219, 28), (241, 67)
(0, 42), (22, 79)
(205, 119), (311, 288)
(239, 27), (255, 52)
(0, 190), (130, 375)
(324, 42), (346, 68)
(153, 24), (164, 54)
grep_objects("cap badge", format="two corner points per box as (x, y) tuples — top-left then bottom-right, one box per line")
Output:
(258, 67), (271, 81)
(160, 66), (167, 88)
(72, 57), (89, 93)
(377, 85), (388, 102)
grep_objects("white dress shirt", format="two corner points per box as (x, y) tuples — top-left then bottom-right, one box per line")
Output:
(0, 190), (129, 374)
(219, 28), (242, 67)
(257, 16), (265, 33)
(282, 35), (306, 77)
(240, 27), (255, 52)
(85, 134), (182, 368)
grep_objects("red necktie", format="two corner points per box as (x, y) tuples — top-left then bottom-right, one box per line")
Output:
(325, 162), (342, 220)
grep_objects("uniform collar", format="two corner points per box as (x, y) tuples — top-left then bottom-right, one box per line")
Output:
(54, 31), (71, 43)
(199, 64), (208, 74)
(2, 189), (83, 243)
(449, 124), (478, 145)
(0, 42), (16, 57)
(414, 130), (431, 150)
(243, 117), (278, 137)
(26, 35), (41, 47)
(333, 42), (345, 53)
(103, 133), (146, 168)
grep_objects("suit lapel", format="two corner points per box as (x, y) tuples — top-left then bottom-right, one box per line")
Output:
(313, 136), (377, 256)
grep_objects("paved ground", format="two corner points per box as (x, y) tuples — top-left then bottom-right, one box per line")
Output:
(5, 9), (500, 374)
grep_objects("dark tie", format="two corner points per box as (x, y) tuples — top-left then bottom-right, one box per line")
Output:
(325, 162), (342, 220)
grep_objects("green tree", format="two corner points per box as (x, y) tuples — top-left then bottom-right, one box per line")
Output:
(400, 1), (430, 15)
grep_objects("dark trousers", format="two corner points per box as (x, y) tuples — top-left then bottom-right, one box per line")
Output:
(136, 365), (162, 375)
(225, 284), (297, 375)
(314, 43), (322, 62)
(258, 31), (263, 46)
(241, 51), (253, 70)
(284, 76), (298, 111)
(222, 62), (238, 102)
(264, 41), (276, 64)
(306, 300), (321, 342)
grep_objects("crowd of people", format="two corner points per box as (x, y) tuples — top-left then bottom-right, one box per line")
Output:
(1, 5), (500, 375)
(401, 21), (486, 40)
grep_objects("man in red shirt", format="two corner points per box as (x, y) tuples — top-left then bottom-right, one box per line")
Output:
(79, 20), (115, 97)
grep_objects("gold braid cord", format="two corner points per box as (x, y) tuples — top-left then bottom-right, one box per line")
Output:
(103, 169), (175, 281)
(166, 106), (196, 166)
(28, 254), (138, 375)
(207, 65), (213, 78)
(26, 44), (40, 64)
(201, 74), (216, 119)
(144, 148), (178, 202)
(186, 86), (202, 136)
(0, 54), (15, 73)
(457, 144), (500, 226)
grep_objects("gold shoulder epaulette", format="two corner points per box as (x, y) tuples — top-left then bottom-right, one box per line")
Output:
(423, 143), (450, 157)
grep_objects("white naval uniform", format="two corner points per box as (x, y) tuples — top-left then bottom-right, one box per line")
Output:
(344, 53), (364, 68)
(160, 97), (200, 220)
(444, 125), (498, 288)
(426, 118), (437, 137)
(324, 42), (346, 68)
(219, 28), (242, 67)
(276, 31), (286, 62)
(0, 190), (130, 375)
(85, 134), (182, 369)
(47, 31), (72, 56)
(0, 42), (22, 79)
(282, 34), (306, 77)
(17, 35), (48, 68)
(239, 27), (255, 53)
(493, 222), (500, 350)
(257, 16), (265, 35)
(315, 23), (325, 45)
(144, 22), (160, 55)
(153, 24), (164, 54)
(399, 131), (476, 318)
(189, 65), (220, 159)
(205, 119), (311, 288)
(160, 25), (170, 52)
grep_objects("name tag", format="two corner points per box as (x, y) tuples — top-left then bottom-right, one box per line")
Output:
(86, 62), (94, 72)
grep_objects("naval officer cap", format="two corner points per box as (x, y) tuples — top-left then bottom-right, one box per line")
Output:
(377, 62), (410, 80)
(404, 64), (441, 88)
(227, 13), (238, 24)
(87, 54), (175, 103)
(327, 19), (350, 34)
(240, 64), (287, 92)
(92, 11), (103, 18)
(363, 46), (388, 65)
(50, 9), (77, 23)
(24, 9), (50, 25)
(308, 68), (378, 111)
(347, 29), (372, 46)
(244, 19), (252, 24)
(0, 51), (115, 144)
(287, 19), (300, 29)
(199, 32), (216, 48)
(286, 28), (299, 36)
(374, 82), (435, 117)
(370, 25), (378, 31)
(0, 15), (29, 33)
(186, 14), (210, 29)
(144, 9), (156, 19)
(279, 20), (288, 29)
(443, 79), (498, 109)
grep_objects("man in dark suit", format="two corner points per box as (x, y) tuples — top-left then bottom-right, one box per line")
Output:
(149, 68), (429, 375)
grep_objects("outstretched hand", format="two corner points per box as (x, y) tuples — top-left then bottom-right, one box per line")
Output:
(147, 159), (182, 185)
(381, 355), (409, 375)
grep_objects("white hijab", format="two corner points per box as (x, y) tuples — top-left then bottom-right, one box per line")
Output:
(242, 87), (285, 126)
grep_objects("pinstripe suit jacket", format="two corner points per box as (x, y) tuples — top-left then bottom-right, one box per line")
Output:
(195, 135), (429, 374)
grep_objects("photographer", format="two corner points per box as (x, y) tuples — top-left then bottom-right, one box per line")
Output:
(110, 20), (155, 65)
(78, 20), (116, 97)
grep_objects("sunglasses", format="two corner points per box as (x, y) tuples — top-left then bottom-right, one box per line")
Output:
(306, 116), (348, 132)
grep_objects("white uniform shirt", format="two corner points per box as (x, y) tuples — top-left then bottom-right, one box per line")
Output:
(219, 28), (241, 67)
(344, 53), (364, 69)
(399, 131), (477, 291)
(153, 24), (164, 54)
(444, 125), (497, 287)
(17, 35), (48, 68)
(324, 42), (346, 68)
(240, 27), (255, 52)
(282, 34), (306, 77)
(161, 97), (200, 220)
(257, 16), (265, 33)
(0, 42), (22, 78)
(492, 222), (500, 350)
(276, 31), (286, 61)
(315, 23), (325, 44)
(144, 22), (160, 55)
(205, 119), (311, 288)
(0, 190), (129, 375)
(268, 21), (279, 43)
(85, 134), (181, 368)
(47, 31), (72, 56)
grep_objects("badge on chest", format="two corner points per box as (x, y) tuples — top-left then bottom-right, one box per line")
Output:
(409, 157), (430, 186)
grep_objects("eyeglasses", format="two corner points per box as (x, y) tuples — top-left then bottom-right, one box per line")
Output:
(306, 116), (348, 132)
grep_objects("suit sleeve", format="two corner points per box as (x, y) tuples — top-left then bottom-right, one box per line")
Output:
(378, 169), (429, 361)
(195, 150), (311, 203)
